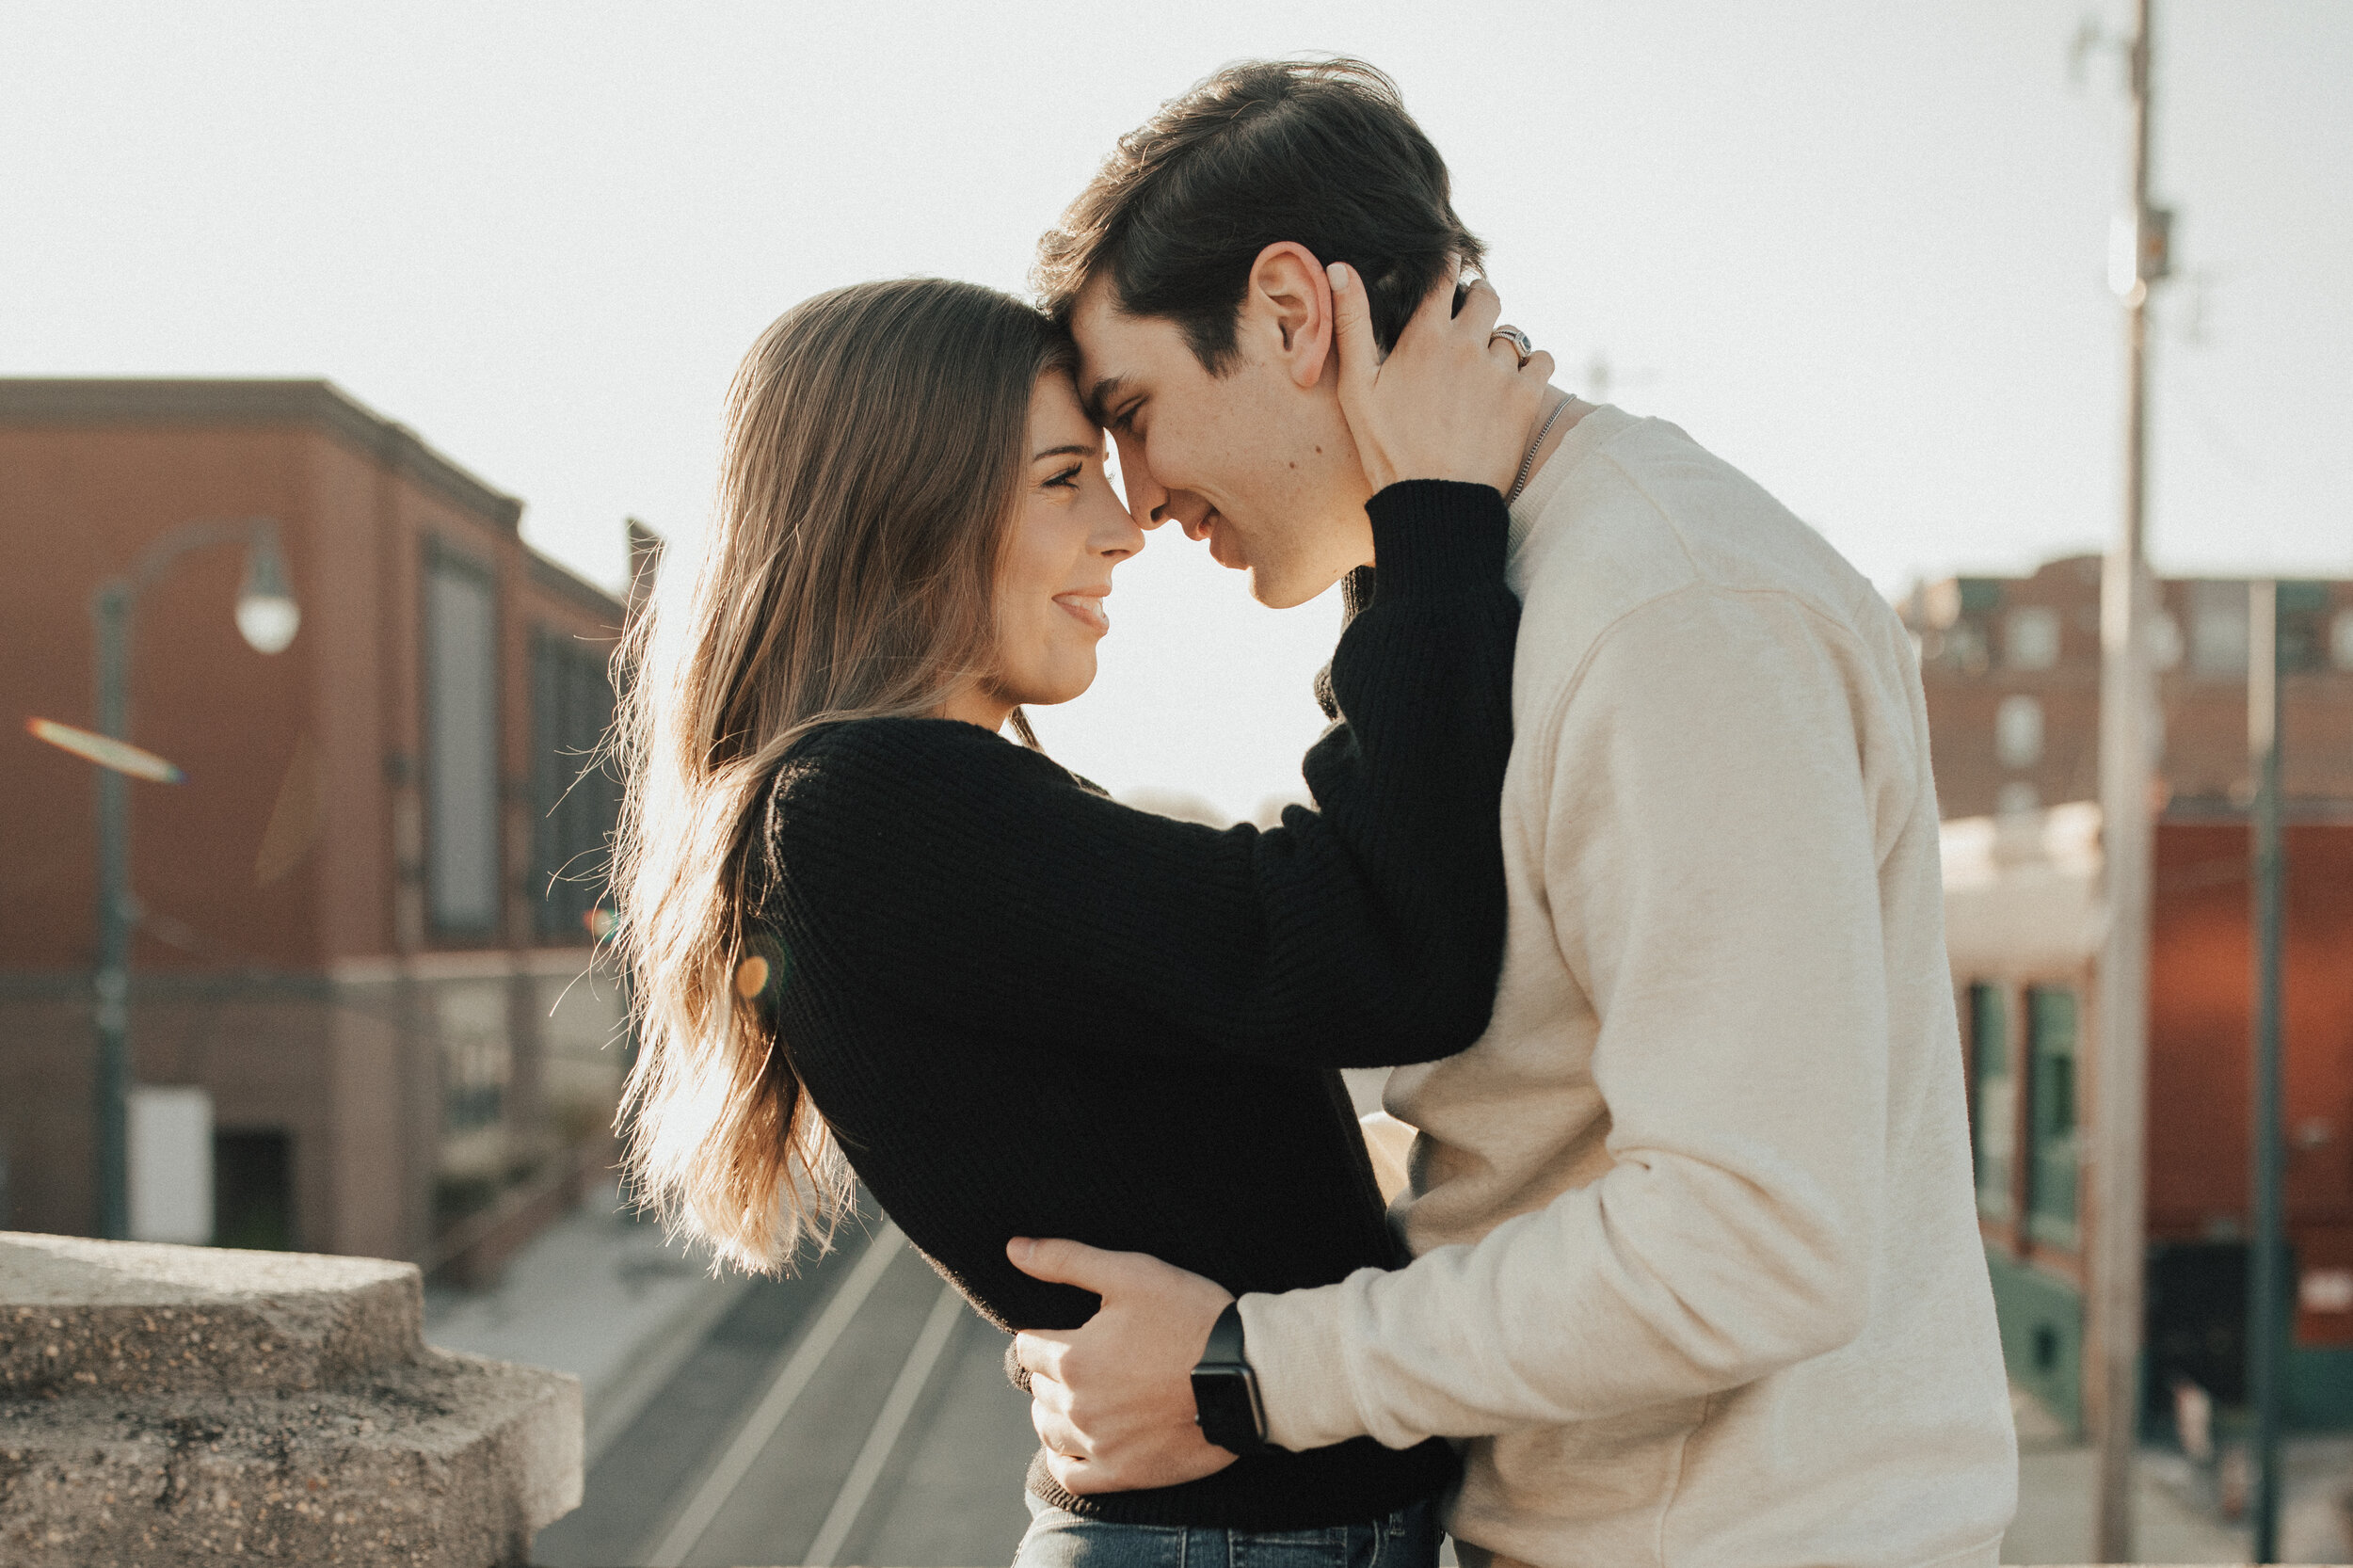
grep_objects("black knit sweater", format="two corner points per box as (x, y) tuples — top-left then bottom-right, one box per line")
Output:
(751, 481), (1519, 1529)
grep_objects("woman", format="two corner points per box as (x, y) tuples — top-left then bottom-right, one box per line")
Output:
(612, 274), (1540, 1563)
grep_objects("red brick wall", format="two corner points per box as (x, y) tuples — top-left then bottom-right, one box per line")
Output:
(3, 424), (327, 972)
(0, 409), (623, 974)
(2147, 823), (2353, 1346)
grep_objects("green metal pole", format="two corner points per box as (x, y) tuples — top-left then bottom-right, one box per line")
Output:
(2249, 578), (2286, 1561)
(83, 516), (296, 1242)
(91, 583), (132, 1241)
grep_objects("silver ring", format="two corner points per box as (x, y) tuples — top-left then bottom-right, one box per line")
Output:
(1488, 325), (1534, 362)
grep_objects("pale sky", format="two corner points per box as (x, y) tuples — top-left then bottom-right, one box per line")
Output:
(7, 2), (2346, 820)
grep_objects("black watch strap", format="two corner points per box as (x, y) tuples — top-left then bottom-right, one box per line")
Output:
(1190, 1300), (1273, 1457)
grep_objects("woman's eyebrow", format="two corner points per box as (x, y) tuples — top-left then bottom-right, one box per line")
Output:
(1032, 442), (1096, 460)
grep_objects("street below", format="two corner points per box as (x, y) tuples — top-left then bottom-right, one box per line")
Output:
(433, 1193), (1035, 1567)
(436, 1177), (2347, 1567)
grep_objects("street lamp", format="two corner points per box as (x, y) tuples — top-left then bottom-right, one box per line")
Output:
(88, 517), (299, 1240)
(234, 542), (302, 655)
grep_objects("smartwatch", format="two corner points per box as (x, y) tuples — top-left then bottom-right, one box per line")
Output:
(1191, 1300), (1273, 1457)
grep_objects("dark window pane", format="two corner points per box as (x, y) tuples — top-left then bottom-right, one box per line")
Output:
(1970, 984), (2012, 1220)
(426, 552), (500, 932)
(532, 630), (619, 941)
(2026, 986), (2079, 1246)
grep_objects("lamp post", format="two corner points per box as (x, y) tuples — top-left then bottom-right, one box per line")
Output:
(89, 517), (299, 1240)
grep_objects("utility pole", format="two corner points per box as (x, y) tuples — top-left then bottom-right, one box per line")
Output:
(2248, 579), (2287, 1561)
(2089, 0), (2167, 1557)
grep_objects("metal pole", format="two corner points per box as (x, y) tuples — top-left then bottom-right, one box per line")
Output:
(2249, 579), (2287, 1561)
(91, 584), (133, 1240)
(2090, 0), (2159, 1555)
(81, 516), (294, 1242)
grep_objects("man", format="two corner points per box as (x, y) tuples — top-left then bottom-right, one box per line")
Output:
(1008, 57), (2018, 1567)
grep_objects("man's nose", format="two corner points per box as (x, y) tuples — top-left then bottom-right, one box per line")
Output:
(1111, 430), (1172, 529)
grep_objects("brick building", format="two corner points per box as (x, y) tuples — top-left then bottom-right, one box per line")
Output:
(0, 379), (642, 1272)
(1904, 554), (2353, 820)
(1904, 557), (2353, 1430)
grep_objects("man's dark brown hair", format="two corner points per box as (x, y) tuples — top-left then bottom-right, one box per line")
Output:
(1034, 57), (1484, 375)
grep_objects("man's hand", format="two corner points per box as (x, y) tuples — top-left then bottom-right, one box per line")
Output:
(1007, 1237), (1240, 1495)
(1330, 257), (1554, 496)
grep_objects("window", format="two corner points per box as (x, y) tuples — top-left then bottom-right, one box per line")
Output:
(425, 547), (500, 933)
(2333, 611), (2353, 673)
(2025, 986), (2080, 1247)
(532, 630), (621, 940)
(439, 980), (509, 1134)
(2188, 579), (2249, 679)
(2279, 582), (2332, 674)
(2005, 607), (2061, 671)
(1938, 619), (1990, 675)
(1995, 695), (2044, 770)
(1969, 984), (2012, 1221)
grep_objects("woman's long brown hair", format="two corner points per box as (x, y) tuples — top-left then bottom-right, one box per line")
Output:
(611, 279), (1074, 1272)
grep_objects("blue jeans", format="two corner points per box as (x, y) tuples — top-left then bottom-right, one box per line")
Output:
(1013, 1493), (1439, 1568)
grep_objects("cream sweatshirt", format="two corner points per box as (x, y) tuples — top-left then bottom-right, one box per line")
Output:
(1241, 407), (2018, 1568)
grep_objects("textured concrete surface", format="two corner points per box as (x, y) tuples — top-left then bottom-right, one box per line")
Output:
(2, 1231), (422, 1397)
(0, 1231), (582, 1567)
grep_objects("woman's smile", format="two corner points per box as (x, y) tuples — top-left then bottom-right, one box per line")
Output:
(1053, 587), (1112, 634)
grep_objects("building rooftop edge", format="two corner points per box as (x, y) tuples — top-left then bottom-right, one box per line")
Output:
(527, 548), (630, 623)
(0, 376), (525, 536)
(0, 376), (630, 616)
(1911, 559), (2353, 589)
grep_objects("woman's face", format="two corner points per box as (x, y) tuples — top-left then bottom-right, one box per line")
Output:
(982, 370), (1144, 712)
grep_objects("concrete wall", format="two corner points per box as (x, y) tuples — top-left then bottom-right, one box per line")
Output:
(0, 1230), (582, 1566)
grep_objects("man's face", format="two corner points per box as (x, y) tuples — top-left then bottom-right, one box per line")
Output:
(1069, 269), (1375, 609)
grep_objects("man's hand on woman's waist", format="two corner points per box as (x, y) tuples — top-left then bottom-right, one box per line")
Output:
(1008, 1236), (1239, 1493)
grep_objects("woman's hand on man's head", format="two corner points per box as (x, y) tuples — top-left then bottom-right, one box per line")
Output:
(1329, 257), (1554, 497)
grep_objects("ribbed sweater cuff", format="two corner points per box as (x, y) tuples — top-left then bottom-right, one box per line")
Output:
(1364, 480), (1510, 600)
(1238, 1281), (1376, 1452)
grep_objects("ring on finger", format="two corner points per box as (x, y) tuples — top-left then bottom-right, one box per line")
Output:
(1488, 324), (1534, 364)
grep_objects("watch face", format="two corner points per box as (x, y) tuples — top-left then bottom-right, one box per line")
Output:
(1191, 1366), (1268, 1455)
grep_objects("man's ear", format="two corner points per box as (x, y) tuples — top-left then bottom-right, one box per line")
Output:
(1241, 242), (1334, 392)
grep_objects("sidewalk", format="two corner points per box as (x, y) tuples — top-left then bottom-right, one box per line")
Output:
(2004, 1387), (2353, 1564)
(424, 1179), (750, 1467)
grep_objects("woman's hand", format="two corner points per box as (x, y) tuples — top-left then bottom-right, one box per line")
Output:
(1330, 259), (1555, 496)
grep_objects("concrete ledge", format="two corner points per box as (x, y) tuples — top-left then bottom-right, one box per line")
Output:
(1, 1232), (581, 1567)
(0, 1350), (578, 1566)
(3, 1233), (421, 1396)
